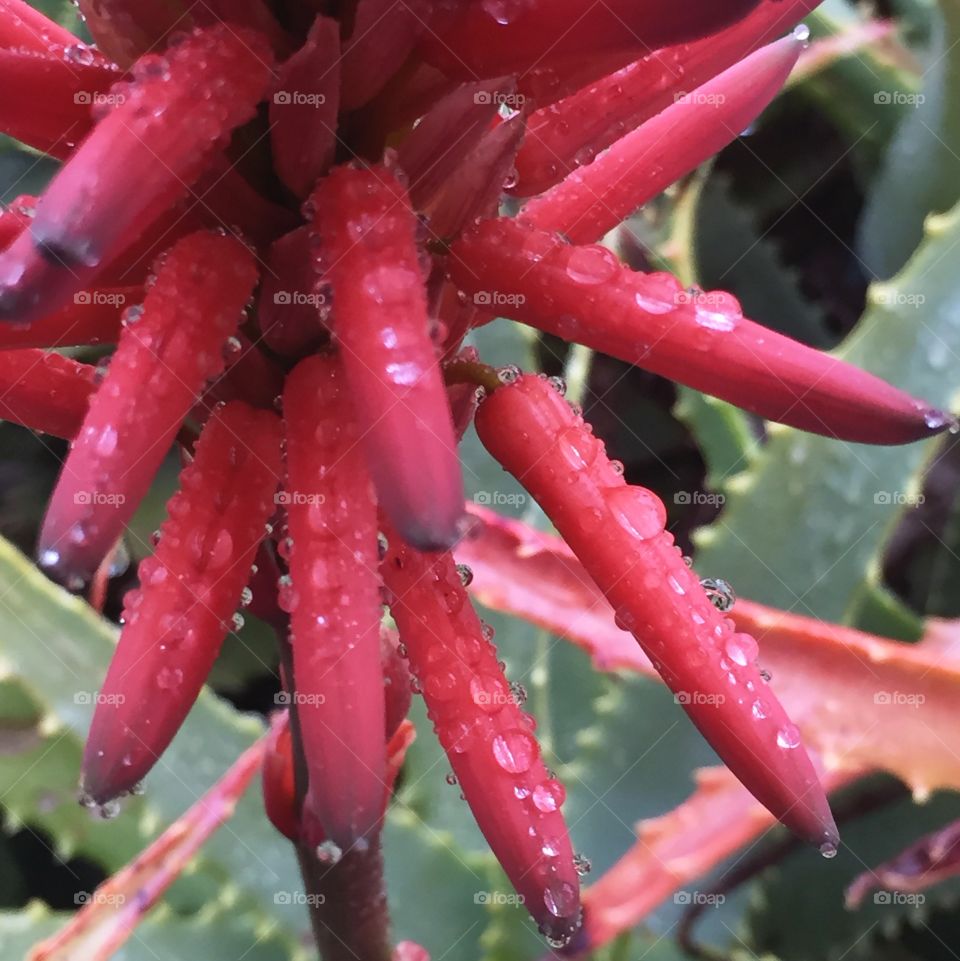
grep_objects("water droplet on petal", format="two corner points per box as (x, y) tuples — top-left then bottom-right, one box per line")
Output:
(777, 724), (801, 749)
(606, 487), (666, 540)
(491, 730), (537, 773)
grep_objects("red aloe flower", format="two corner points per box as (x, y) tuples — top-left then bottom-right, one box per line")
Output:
(1, 0), (955, 955)
(81, 400), (282, 806)
(38, 230), (258, 588)
(449, 220), (952, 444)
(380, 523), (583, 947)
(282, 353), (387, 851)
(310, 164), (464, 550)
(475, 373), (838, 852)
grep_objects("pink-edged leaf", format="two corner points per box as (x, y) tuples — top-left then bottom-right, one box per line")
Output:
(282, 353), (387, 851)
(81, 401), (282, 804)
(33, 734), (266, 961)
(475, 375), (836, 849)
(449, 220), (953, 445)
(38, 231), (258, 589)
(310, 164), (463, 550)
(519, 35), (802, 243)
(381, 525), (582, 948)
(846, 818), (960, 908)
(582, 764), (857, 950)
(513, 0), (823, 194)
(270, 15), (340, 199)
(0, 349), (94, 438)
(0, 26), (273, 324)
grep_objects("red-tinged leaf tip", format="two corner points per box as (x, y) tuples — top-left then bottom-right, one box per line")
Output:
(420, 0), (763, 83)
(38, 231), (258, 590)
(513, 0), (824, 195)
(310, 164), (464, 551)
(381, 527), (582, 948)
(519, 36), (803, 244)
(282, 353), (387, 851)
(263, 711), (300, 842)
(80, 402), (282, 805)
(474, 374), (838, 852)
(270, 15), (340, 199)
(0, 350), (95, 439)
(0, 26), (272, 325)
(449, 220), (954, 445)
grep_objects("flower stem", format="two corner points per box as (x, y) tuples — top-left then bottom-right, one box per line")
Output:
(443, 358), (502, 393)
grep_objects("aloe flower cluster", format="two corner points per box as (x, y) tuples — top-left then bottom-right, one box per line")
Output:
(1, 0), (955, 956)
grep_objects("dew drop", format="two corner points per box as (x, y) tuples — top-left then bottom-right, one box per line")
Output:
(96, 425), (118, 457)
(156, 666), (183, 691)
(573, 853), (592, 876)
(456, 563), (474, 588)
(445, 772), (458, 786)
(564, 245), (618, 285)
(497, 365), (521, 384)
(491, 730), (538, 774)
(316, 840), (343, 864)
(751, 698), (768, 720)
(231, 612), (245, 632)
(776, 724), (801, 749)
(820, 840), (839, 859)
(532, 779), (566, 812)
(724, 634), (758, 668)
(543, 880), (578, 918)
(701, 577), (736, 612)
(606, 487), (666, 540)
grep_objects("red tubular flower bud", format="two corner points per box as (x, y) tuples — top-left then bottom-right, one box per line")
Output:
(310, 165), (463, 550)
(381, 526), (582, 948)
(282, 354), (387, 852)
(73, 0), (191, 67)
(475, 374), (838, 852)
(512, 0), (822, 195)
(81, 401), (283, 805)
(420, 0), (762, 83)
(0, 0), (83, 53)
(519, 36), (802, 243)
(0, 349), (95, 438)
(0, 47), (119, 159)
(38, 231), (258, 589)
(0, 288), (134, 349)
(0, 26), (272, 324)
(270, 15), (340, 199)
(449, 220), (954, 445)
